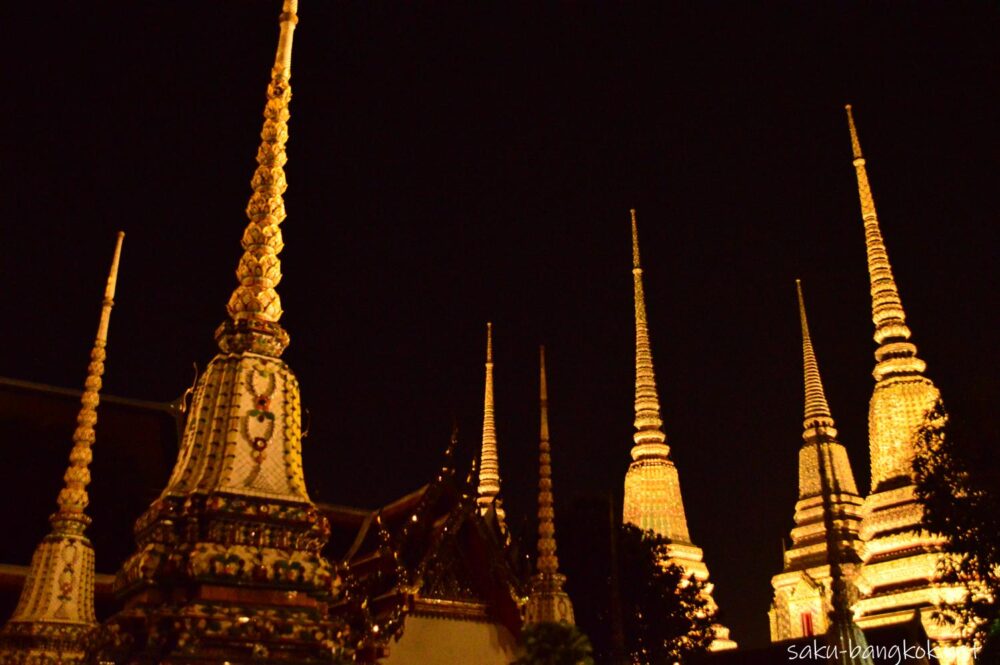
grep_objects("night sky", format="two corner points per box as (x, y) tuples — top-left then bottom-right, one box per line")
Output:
(1, 1), (998, 649)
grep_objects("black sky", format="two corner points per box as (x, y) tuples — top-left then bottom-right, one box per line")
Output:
(1, 1), (998, 648)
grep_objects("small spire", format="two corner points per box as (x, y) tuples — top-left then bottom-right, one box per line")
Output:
(477, 322), (502, 515)
(55, 231), (124, 524)
(1, 232), (124, 654)
(536, 345), (559, 576)
(796, 280), (835, 434)
(629, 209), (668, 460)
(844, 105), (926, 381)
(217, 0), (300, 356)
(525, 345), (574, 625)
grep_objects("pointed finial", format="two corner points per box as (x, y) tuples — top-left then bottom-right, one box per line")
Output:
(843, 105), (926, 381)
(54, 232), (125, 525)
(630, 208), (641, 269)
(486, 321), (493, 363)
(795, 280), (836, 436)
(539, 345), (549, 443)
(477, 322), (502, 513)
(216, 0), (300, 357)
(629, 210), (668, 460)
(845, 104), (863, 160)
(274, 0), (298, 76)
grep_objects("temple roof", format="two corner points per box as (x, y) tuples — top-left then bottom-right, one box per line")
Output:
(321, 463), (526, 651)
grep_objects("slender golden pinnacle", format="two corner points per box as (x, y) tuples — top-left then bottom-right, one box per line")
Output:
(845, 104), (863, 160)
(844, 105), (927, 380)
(526, 345), (573, 626)
(630, 209), (668, 459)
(631, 208), (641, 269)
(477, 322), (501, 507)
(537, 346), (559, 576)
(219, 0), (299, 355)
(0, 233), (122, 657)
(796, 280), (834, 432)
(54, 232), (124, 526)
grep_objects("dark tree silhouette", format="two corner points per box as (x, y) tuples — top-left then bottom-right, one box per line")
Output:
(617, 524), (716, 664)
(513, 622), (596, 665)
(913, 398), (1000, 657)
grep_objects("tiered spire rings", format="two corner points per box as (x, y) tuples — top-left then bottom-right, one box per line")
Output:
(844, 107), (967, 662)
(844, 105), (925, 382)
(101, 5), (342, 661)
(630, 209), (669, 461)
(845, 105), (939, 490)
(536, 346), (559, 577)
(622, 209), (734, 649)
(56, 233), (124, 525)
(525, 346), (574, 625)
(477, 322), (504, 527)
(796, 280), (836, 437)
(217, 0), (299, 357)
(0, 232), (124, 663)
(797, 283), (874, 664)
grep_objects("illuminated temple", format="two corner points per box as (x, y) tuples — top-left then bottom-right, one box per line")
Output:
(0, 3), (985, 665)
(844, 106), (973, 664)
(622, 210), (736, 652)
(768, 282), (866, 642)
(0, 3), (527, 664)
(761, 108), (976, 665)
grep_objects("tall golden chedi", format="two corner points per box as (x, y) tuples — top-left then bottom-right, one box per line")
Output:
(0, 234), (124, 665)
(621, 210), (735, 650)
(477, 322), (506, 531)
(94, 3), (346, 662)
(769, 281), (865, 642)
(845, 106), (973, 665)
(525, 346), (574, 626)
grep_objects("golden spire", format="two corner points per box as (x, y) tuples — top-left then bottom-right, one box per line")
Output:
(536, 346), (559, 576)
(217, 0), (299, 357)
(525, 345), (574, 625)
(630, 209), (669, 460)
(55, 231), (124, 526)
(477, 322), (502, 513)
(1, 232), (124, 657)
(796, 280), (835, 435)
(844, 104), (926, 381)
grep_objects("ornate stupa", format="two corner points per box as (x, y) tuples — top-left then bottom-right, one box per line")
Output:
(524, 346), (574, 626)
(620, 209), (735, 650)
(769, 281), (866, 645)
(476, 322), (506, 531)
(845, 106), (972, 664)
(93, 3), (347, 662)
(0, 233), (123, 665)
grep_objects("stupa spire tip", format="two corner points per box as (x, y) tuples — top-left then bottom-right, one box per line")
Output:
(796, 280), (834, 430)
(218, 0), (300, 356)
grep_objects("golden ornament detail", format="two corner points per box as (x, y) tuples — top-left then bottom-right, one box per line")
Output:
(217, 0), (299, 357)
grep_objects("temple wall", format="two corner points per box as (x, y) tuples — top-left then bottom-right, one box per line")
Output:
(383, 614), (517, 665)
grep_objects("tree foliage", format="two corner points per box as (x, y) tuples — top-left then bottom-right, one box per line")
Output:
(513, 621), (595, 665)
(617, 524), (716, 664)
(913, 398), (1000, 653)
